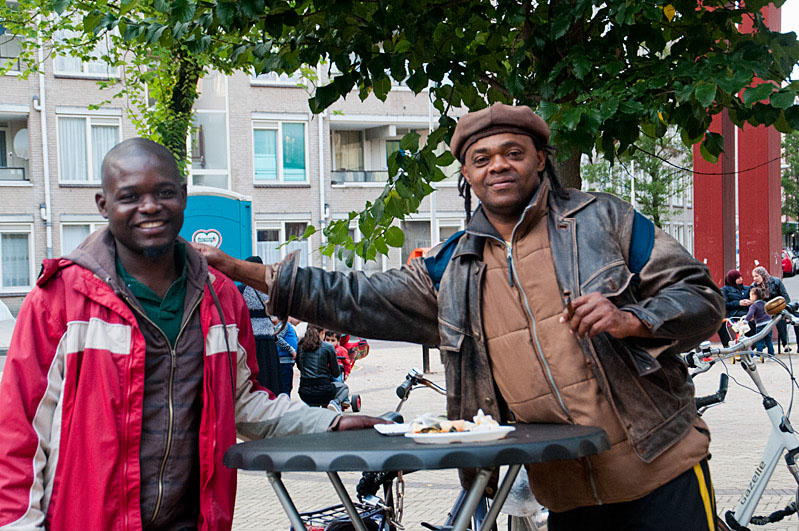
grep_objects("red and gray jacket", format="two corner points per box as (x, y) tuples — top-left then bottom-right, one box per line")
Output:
(0, 229), (336, 530)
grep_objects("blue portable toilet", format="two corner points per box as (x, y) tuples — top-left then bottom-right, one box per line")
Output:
(181, 187), (253, 261)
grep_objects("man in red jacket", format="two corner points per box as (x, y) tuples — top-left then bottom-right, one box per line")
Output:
(0, 138), (382, 530)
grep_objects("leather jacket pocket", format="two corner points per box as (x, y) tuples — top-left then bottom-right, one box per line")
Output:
(580, 260), (634, 298)
(438, 319), (467, 353)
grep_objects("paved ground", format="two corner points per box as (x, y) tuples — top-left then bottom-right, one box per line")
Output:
(5, 274), (799, 529)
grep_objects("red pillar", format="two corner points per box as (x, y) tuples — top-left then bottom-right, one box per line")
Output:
(737, 3), (782, 283)
(693, 111), (736, 286)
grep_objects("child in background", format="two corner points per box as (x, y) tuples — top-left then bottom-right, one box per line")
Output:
(746, 286), (775, 356)
(324, 331), (352, 381)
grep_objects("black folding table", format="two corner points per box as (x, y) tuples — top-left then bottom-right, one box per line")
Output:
(224, 423), (609, 531)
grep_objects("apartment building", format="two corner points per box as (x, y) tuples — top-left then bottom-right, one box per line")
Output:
(0, 37), (469, 314)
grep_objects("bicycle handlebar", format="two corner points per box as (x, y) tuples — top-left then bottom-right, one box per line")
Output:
(695, 373), (729, 409)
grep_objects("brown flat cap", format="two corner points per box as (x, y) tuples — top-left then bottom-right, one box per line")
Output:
(450, 103), (550, 162)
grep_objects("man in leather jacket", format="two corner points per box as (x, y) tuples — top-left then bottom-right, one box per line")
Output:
(196, 104), (725, 530)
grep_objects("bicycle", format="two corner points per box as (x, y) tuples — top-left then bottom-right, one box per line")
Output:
(685, 296), (799, 530)
(291, 368), (547, 530)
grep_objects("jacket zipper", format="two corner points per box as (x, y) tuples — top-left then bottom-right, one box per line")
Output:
(122, 293), (203, 526)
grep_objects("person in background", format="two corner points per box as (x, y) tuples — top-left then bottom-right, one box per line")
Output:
(752, 266), (791, 352)
(297, 325), (350, 414)
(719, 269), (750, 347)
(271, 316), (298, 396)
(239, 255), (281, 394)
(746, 285), (775, 355)
(325, 330), (353, 381)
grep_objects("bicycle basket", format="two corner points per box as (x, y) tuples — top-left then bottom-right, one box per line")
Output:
(292, 503), (385, 531)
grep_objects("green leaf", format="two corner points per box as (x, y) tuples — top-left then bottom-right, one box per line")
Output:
(743, 83), (776, 106)
(394, 39), (412, 54)
(301, 226), (317, 239)
(145, 23), (167, 44)
(771, 90), (797, 110)
(785, 105), (799, 130)
(400, 131), (420, 151)
(170, 0), (196, 23)
(240, 0), (266, 18)
(359, 215), (376, 238)
(384, 226), (405, 248)
(153, 0), (170, 12)
(374, 236), (389, 255)
(435, 151), (455, 167)
(373, 75), (391, 101)
(694, 82), (717, 108)
(572, 55), (591, 80)
(216, 1), (237, 28)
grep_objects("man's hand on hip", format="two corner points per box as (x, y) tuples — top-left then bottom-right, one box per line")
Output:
(559, 292), (651, 340)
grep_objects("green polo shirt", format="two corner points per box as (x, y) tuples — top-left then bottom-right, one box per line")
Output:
(116, 243), (188, 348)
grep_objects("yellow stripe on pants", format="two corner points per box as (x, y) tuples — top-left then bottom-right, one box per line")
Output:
(693, 462), (716, 531)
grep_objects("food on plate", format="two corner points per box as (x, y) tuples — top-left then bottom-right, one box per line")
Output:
(409, 409), (501, 434)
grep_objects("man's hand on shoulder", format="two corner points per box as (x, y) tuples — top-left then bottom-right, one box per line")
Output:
(331, 415), (392, 431)
(560, 291), (652, 340)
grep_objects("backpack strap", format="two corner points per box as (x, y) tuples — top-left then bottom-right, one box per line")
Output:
(628, 211), (655, 276)
(424, 230), (465, 290)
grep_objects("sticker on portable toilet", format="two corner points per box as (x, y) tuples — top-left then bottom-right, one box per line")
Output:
(192, 229), (222, 248)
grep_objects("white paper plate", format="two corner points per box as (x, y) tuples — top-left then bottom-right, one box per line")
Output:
(374, 423), (411, 436)
(404, 426), (515, 444)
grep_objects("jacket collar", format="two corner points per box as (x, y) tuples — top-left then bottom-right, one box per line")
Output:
(65, 227), (208, 310)
(454, 177), (596, 260)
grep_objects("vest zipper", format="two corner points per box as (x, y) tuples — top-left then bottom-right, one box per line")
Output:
(121, 293), (203, 526)
(503, 239), (573, 422)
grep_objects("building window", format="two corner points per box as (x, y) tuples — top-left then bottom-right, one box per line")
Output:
(251, 71), (305, 86)
(61, 222), (107, 255)
(0, 33), (22, 72)
(256, 222), (309, 266)
(53, 30), (118, 77)
(0, 224), (33, 291)
(333, 131), (364, 172)
(0, 125), (29, 181)
(57, 115), (120, 182)
(189, 72), (229, 189)
(253, 122), (307, 183)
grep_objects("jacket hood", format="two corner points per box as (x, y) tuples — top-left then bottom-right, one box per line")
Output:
(64, 227), (209, 299)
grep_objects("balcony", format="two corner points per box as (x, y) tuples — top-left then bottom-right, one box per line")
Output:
(0, 167), (26, 181)
(331, 170), (389, 184)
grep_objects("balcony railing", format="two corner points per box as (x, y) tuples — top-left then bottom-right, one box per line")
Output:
(331, 170), (389, 184)
(0, 167), (27, 181)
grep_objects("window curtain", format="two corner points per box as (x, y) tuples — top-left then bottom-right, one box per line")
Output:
(2, 233), (29, 287)
(256, 229), (281, 263)
(91, 125), (119, 181)
(62, 225), (91, 256)
(282, 123), (305, 181)
(285, 223), (309, 266)
(58, 118), (87, 181)
(254, 129), (277, 181)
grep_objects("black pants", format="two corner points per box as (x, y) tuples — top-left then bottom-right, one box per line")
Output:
(548, 458), (717, 530)
(254, 336), (281, 395)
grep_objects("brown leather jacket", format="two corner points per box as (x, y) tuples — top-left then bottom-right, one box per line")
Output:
(268, 188), (724, 464)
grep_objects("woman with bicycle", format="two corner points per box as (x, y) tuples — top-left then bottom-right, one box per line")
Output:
(752, 266), (791, 352)
(719, 269), (751, 347)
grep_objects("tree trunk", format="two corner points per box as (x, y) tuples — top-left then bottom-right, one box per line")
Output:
(156, 56), (203, 176)
(555, 152), (582, 190)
